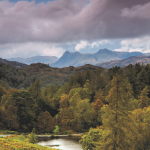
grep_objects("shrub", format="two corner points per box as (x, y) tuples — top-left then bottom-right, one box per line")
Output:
(53, 126), (59, 135)
(28, 128), (37, 144)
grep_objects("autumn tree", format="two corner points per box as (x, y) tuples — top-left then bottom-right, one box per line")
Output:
(93, 99), (104, 126)
(98, 75), (134, 150)
(59, 94), (69, 109)
(37, 111), (54, 133)
(94, 89), (106, 104)
(131, 107), (150, 150)
(93, 99), (104, 112)
(57, 94), (70, 129)
(138, 86), (150, 109)
(1, 88), (18, 107)
(4, 105), (19, 130)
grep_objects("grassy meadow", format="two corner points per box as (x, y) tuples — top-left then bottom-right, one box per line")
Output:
(0, 134), (58, 150)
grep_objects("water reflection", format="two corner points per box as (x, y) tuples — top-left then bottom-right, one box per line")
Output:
(37, 138), (83, 150)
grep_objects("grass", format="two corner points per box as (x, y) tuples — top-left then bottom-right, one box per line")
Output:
(0, 130), (18, 135)
(0, 134), (58, 150)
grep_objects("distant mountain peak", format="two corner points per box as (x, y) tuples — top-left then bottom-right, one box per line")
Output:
(64, 51), (71, 54)
(6, 49), (147, 68)
(51, 49), (145, 68)
(97, 48), (111, 53)
(98, 48), (109, 51)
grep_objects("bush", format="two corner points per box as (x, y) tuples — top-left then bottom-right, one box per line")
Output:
(53, 126), (59, 135)
(28, 128), (37, 144)
(9, 131), (18, 134)
(79, 127), (102, 150)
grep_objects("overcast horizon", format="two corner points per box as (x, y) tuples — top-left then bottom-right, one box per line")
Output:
(0, 0), (150, 59)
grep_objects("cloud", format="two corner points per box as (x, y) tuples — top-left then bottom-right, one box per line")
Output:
(0, 0), (150, 44)
(42, 46), (65, 57)
(75, 40), (88, 51)
(0, 42), (65, 59)
(121, 37), (150, 48)
(121, 2), (150, 19)
(75, 39), (111, 51)
(115, 36), (150, 53)
(115, 47), (143, 53)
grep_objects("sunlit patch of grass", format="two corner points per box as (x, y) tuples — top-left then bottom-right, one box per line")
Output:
(0, 134), (58, 150)
(0, 130), (18, 135)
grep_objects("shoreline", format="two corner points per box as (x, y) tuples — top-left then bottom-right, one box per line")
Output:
(36, 134), (82, 141)
(0, 133), (83, 138)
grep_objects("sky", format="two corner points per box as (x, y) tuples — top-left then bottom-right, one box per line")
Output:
(0, 0), (150, 59)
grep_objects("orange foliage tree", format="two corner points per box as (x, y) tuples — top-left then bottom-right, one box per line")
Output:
(37, 111), (54, 133)
(93, 99), (104, 112)
(5, 105), (19, 130)
(57, 94), (71, 130)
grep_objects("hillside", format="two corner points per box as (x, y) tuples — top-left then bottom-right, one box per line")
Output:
(96, 55), (150, 68)
(0, 62), (103, 89)
(8, 56), (58, 65)
(51, 49), (144, 68)
(0, 58), (28, 68)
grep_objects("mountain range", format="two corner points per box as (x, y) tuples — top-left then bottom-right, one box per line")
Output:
(5, 49), (150, 68)
(97, 55), (150, 68)
(50, 49), (144, 68)
(8, 56), (58, 65)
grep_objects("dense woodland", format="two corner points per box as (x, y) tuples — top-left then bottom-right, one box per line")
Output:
(1, 62), (150, 149)
(0, 62), (100, 88)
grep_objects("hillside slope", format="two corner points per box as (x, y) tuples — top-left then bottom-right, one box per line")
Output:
(0, 61), (103, 89)
(96, 55), (150, 68)
(8, 56), (58, 65)
(0, 58), (27, 68)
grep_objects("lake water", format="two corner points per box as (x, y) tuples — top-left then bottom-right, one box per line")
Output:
(37, 137), (83, 150)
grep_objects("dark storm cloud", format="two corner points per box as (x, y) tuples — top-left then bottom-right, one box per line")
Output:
(0, 0), (150, 44)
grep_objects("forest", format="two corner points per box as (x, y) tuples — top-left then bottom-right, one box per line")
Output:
(1, 62), (150, 149)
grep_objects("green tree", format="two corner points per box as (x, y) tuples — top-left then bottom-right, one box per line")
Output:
(80, 127), (102, 150)
(28, 79), (53, 116)
(131, 107), (150, 150)
(0, 87), (7, 102)
(57, 94), (70, 130)
(28, 128), (37, 144)
(138, 86), (150, 108)
(53, 125), (59, 135)
(74, 99), (96, 131)
(69, 91), (81, 108)
(98, 75), (134, 150)
(0, 81), (10, 90)
(43, 84), (57, 98)
(9, 91), (36, 132)
(28, 79), (42, 102)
